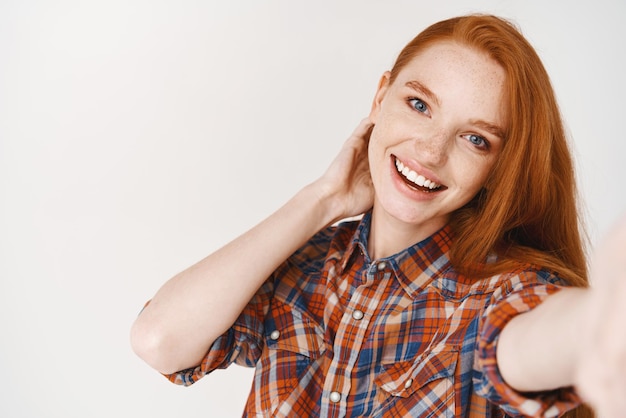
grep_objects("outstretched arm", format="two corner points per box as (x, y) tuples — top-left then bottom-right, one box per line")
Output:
(575, 214), (626, 417)
(130, 119), (374, 375)
(496, 213), (626, 416)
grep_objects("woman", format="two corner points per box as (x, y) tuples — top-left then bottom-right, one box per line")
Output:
(131, 14), (624, 417)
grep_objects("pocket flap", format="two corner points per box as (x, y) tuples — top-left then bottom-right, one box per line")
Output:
(265, 299), (325, 359)
(375, 345), (458, 398)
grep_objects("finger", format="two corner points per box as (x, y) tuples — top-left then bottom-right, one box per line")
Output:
(349, 117), (374, 142)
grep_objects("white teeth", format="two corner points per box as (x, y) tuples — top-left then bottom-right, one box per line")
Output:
(394, 158), (440, 189)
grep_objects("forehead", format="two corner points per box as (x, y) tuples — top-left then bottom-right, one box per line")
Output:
(395, 41), (506, 92)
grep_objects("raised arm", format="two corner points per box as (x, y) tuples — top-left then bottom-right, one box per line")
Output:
(496, 213), (626, 416)
(130, 119), (374, 375)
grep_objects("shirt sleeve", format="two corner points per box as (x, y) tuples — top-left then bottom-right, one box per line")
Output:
(165, 277), (275, 386)
(162, 227), (335, 387)
(473, 269), (582, 417)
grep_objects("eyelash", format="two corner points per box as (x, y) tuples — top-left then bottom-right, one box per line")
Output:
(408, 97), (429, 115)
(464, 134), (490, 150)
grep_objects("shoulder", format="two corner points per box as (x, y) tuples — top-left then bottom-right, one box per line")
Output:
(431, 262), (565, 302)
(476, 265), (568, 343)
(487, 265), (566, 304)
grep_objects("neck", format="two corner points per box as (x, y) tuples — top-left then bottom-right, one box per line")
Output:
(368, 206), (447, 260)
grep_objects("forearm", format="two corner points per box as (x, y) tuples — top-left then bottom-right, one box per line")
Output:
(496, 287), (589, 392)
(131, 184), (342, 374)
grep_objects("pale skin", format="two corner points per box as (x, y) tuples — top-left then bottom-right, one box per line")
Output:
(131, 42), (625, 416)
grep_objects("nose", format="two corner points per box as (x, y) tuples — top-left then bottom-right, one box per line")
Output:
(416, 128), (450, 167)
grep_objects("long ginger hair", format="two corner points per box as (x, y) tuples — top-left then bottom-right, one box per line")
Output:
(389, 14), (592, 418)
(389, 15), (588, 288)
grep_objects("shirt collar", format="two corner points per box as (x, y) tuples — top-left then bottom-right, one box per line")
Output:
(338, 212), (372, 274)
(339, 211), (454, 298)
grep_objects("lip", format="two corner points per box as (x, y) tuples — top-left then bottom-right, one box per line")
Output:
(389, 154), (447, 197)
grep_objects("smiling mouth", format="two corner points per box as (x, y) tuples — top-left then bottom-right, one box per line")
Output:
(394, 157), (446, 192)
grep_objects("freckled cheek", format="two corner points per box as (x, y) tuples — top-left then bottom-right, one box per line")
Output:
(370, 117), (410, 149)
(366, 138), (381, 176)
(466, 165), (495, 194)
(369, 118), (387, 143)
(367, 125), (391, 160)
(452, 157), (493, 192)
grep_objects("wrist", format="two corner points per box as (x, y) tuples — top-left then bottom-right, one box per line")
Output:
(299, 181), (348, 227)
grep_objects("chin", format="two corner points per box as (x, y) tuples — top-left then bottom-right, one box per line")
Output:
(376, 198), (441, 227)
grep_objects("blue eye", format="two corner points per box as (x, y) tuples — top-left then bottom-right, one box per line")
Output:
(467, 134), (488, 149)
(409, 98), (428, 114)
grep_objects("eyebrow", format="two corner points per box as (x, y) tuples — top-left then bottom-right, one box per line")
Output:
(470, 119), (506, 141)
(405, 80), (440, 107)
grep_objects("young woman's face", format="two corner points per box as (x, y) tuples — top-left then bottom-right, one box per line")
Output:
(368, 41), (507, 237)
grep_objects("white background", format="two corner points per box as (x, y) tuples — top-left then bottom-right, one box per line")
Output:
(1, 1), (625, 417)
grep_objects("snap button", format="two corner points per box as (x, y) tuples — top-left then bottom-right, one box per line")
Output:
(269, 330), (280, 340)
(352, 309), (364, 320)
(404, 378), (413, 389)
(377, 261), (387, 271)
(329, 391), (341, 403)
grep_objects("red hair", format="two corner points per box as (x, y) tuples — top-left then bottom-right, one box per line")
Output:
(390, 14), (591, 417)
(390, 15), (588, 287)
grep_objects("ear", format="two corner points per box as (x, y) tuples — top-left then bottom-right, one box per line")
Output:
(369, 71), (391, 123)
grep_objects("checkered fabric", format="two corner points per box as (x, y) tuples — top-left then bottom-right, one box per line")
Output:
(167, 212), (580, 417)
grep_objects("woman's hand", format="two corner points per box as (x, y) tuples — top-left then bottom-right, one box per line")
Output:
(311, 117), (375, 222)
(575, 213), (626, 417)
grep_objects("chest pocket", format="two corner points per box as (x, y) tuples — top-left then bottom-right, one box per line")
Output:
(265, 299), (325, 360)
(374, 344), (458, 417)
(255, 299), (325, 414)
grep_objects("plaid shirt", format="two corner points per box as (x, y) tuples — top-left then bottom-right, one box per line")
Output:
(167, 213), (580, 417)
